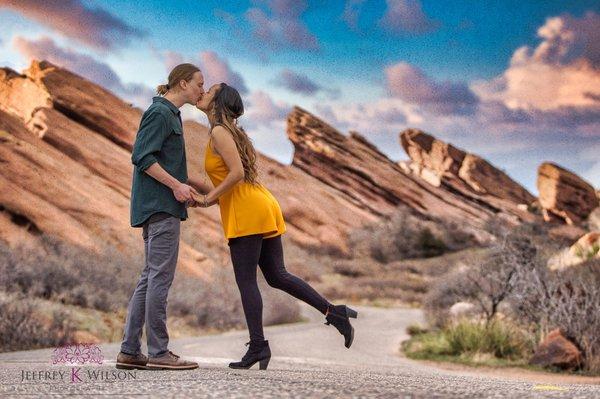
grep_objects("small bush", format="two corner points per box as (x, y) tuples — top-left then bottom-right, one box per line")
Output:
(445, 319), (533, 359)
(573, 243), (599, 260)
(512, 257), (600, 373)
(404, 319), (534, 363)
(404, 332), (452, 357)
(349, 208), (478, 263)
(0, 236), (140, 312)
(0, 294), (74, 352)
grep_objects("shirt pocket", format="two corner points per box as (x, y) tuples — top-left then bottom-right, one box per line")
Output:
(163, 122), (184, 153)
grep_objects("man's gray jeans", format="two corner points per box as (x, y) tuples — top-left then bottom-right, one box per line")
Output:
(121, 216), (180, 357)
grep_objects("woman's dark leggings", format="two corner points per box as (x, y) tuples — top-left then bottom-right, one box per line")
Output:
(228, 234), (331, 343)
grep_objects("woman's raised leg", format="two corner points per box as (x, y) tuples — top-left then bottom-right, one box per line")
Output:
(258, 235), (331, 314)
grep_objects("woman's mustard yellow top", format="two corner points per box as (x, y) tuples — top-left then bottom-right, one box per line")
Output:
(204, 133), (286, 239)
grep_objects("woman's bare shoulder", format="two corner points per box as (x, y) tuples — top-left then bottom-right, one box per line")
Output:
(210, 125), (235, 150)
(211, 124), (231, 138)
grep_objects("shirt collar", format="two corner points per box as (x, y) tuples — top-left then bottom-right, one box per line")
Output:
(152, 96), (180, 116)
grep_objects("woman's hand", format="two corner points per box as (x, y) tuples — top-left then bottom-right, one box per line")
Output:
(190, 191), (217, 208)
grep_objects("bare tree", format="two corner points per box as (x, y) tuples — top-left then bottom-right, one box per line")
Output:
(512, 258), (600, 372)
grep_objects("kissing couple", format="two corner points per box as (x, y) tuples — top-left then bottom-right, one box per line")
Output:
(116, 63), (357, 371)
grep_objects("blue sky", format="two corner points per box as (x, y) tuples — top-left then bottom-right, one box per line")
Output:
(0, 0), (598, 194)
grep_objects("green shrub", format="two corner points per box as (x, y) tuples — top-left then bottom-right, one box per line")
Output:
(404, 319), (534, 363)
(445, 319), (533, 359)
(403, 331), (452, 357)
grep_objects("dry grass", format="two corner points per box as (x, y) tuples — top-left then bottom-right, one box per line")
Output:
(0, 293), (75, 352)
(0, 234), (301, 352)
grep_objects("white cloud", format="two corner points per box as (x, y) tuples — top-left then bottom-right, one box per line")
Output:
(471, 11), (600, 112)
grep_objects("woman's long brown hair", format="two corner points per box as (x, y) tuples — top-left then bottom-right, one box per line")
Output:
(212, 83), (258, 185)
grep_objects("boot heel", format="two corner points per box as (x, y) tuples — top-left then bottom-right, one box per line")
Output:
(259, 357), (270, 370)
(346, 307), (358, 319)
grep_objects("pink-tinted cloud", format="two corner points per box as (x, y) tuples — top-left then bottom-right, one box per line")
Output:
(199, 51), (248, 94)
(163, 50), (185, 73)
(0, 0), (145, 51)
(159, 50), (247, 94)
(244, 90), (290, 126)
(530, 11), (600, 67)
(378, 0), (439, 34)
(245, 0), (318, 51)
(385, 62), (478, 115)
(13, 36), (153, 107)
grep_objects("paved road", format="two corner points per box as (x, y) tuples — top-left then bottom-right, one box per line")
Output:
(0, 304), (598, 398)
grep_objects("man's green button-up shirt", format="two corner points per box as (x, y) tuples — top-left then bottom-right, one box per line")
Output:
(130, 97), (188, 227)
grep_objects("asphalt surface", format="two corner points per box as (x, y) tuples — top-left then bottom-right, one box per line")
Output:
(0, 304), (598, 398)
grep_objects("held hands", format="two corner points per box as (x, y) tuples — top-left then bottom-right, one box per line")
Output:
(190, 191), (212, 208)
(173, 183), (199, 203)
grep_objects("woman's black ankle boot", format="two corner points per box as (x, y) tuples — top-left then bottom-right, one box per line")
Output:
(325, 305), (358, 348)
(228, 340), (271, 370)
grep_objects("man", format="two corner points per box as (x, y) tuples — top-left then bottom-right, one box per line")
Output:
(116, 63), (207, 370)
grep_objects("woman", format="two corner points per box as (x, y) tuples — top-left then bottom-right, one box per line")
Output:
(193, 83), (357, 370)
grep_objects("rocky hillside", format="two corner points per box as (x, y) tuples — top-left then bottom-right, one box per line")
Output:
(2, 61), (596, 273)
(287, 107), (538, 236)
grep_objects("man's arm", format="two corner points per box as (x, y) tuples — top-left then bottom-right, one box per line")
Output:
(131, 111), (197, 202)
(145, 163), (198, 202)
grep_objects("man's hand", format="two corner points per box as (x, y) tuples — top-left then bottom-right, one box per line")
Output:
(173, 183), (199, 203)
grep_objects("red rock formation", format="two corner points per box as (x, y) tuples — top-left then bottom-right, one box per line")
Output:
(399, 128), (535, 207)
(0, 61), (557, 277)
(0, 61), (139, 150)
(548, 231), (600, 270)
(571, 232), (600, 256)
(287, 106), (534, 235)
(537, 162), (599, 225)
